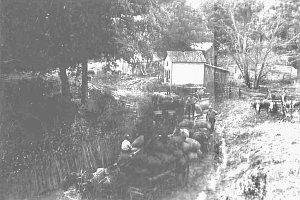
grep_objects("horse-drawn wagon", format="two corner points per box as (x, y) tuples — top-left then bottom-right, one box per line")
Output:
(62, 133), (193, 200)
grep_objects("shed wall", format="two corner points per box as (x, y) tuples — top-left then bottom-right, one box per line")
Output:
(171, 63), (204, 85)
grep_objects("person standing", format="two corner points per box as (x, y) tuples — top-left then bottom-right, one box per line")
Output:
(190, 96), (197, 120)
(281, 88), (288, 119)
(185, 96), (192, 120)
(206, 105), (218, 131)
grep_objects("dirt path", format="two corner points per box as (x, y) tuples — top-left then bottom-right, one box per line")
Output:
(159, 100), (250, 200)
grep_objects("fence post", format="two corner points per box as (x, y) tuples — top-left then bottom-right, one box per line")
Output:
(238, 88), (242, 99)
(229, 85), (232, 99)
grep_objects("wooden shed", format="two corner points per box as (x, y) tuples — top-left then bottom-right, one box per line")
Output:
(163, 51), (229, 88)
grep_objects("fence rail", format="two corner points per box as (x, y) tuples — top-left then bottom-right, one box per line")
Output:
(5, 135), (122, 199)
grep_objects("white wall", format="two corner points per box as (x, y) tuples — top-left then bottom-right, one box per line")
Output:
(164, 56), (172, 83)
(172, 63), (204, 85)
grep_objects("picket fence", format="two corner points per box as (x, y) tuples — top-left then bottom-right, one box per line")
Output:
(5, 135), (122, 199)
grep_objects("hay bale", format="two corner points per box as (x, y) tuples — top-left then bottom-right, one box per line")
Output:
(179, 129), (189, 138)
(197, 128), (210, 134)
(185, 138), (201, 151)
(196, 149), (203, 159)
(132, 135), (144, 148)
(188, 128), (195, 135)
(178, 119), (194, 128)
(153, 152), (176, 165)
(166, 141), (178, 152)
(151, 139), (165, 152)
(194, 121), (211, 129)
(169, 135), (185, 145)
(188, 152), (198, 161)
(178, 156), (188, 168)
(182, 142), (193, 153)
(146, 155), (163, 167)
(173, 150), (184, 158)
(130, 154), (148, 166)
(192, 132), (210, 153)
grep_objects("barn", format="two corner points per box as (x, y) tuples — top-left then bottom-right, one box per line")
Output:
(163, 51), (229, 92)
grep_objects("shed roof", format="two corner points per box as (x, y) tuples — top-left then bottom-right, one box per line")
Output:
(166, 51), (206, 63)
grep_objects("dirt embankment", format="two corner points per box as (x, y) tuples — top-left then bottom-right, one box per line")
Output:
(213, 100), (300, 200)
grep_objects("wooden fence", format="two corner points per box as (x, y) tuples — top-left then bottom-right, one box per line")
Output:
(215, 85), (242, 102)
(5, 135), (122, 199)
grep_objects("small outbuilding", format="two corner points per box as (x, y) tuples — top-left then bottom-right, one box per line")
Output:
(163, 51), (229, 88)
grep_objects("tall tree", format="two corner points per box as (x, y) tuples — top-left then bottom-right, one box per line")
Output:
(0, 0), (3, 124)
(203, 0), (232, 67)
(155, 0), (211, 54)
(203, 0), (283, 88)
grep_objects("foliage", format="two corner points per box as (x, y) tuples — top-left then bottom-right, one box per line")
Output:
(272, 0), (300, 66)
(202, 0), (284, 89)
(155, 0), (211, 54)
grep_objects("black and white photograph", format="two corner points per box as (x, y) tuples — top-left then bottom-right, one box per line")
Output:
(0, 0), (300, 199)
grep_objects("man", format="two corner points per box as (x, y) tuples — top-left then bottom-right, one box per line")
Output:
(121, 134), (132, 153)
(281, 88), (288, 118)
(206, 105), (218, 131)
(190, 96), (198, 120)
(117, 134), (133, 167)
(185, 96), (192, 120)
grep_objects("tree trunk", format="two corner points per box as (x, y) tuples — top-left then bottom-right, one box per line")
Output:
(0, 0), (4, 124)
(244, 70), (251, 88)
(213, 31), (218, 67)
(213, 4), (218, 67)
(81, 60), (88, 105)
(297, 67), (300, 84)
(59, 67), (71, 100)
(253, 76), (260, 89)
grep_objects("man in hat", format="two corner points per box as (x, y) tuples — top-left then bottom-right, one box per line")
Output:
(206, 105), (218, 131)
(117, 134), (133, 167)
(121, 134), (133, 154)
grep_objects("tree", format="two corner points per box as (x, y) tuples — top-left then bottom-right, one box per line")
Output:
(203, 0), (283, 88)
(202, 0), (232, 66)
(1, 0), (118, 102)
(111, 0), (165, 75)
(0, 0), (3, 124)
(155, 0), (211, 54)
(273, 0), (300, 83)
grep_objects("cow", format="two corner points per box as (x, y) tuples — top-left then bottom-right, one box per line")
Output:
(251, 99), (274, 114)
(284, 100), (300, 113)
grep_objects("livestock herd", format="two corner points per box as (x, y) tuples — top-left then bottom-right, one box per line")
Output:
(250, 89), (300, 120)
